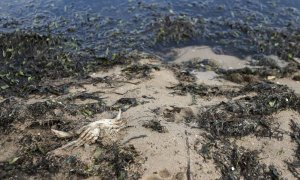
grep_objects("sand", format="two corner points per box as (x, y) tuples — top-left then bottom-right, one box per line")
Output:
(1, 46), (299, 179)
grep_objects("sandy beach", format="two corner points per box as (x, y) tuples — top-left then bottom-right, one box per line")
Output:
(1, 45), (300, 179)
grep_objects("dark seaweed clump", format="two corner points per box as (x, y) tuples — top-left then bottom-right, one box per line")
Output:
(219, 62), (300, 84)
(0, 32), (125, 97)
(196, 135), (282, 179)
(152, 15), (199, 45)
(167, 83), (237, 98)
(0, 96), (142, 179)
(92, 144), (143, 179)
(168, 59), (220, 83)
(216, 142), (280, 179)
(198, 82), (300, 138)
(251, 29), (300, 61)
(182, 58), (220, 72)
(143, 119), (168, 133)
(0, 91), (109, 135)
(122, 64), (160, 79)
(293, 75), (300, 81)
(112, 98), (139, 111)
(168, 64), (196, 82)
(0, 139), (142, 179)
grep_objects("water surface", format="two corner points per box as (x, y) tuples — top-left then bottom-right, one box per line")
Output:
(1, 0), (300, 58)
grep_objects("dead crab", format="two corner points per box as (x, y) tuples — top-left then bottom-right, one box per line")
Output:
(51, 109), (125, 150)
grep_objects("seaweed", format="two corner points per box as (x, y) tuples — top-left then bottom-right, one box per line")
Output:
(64, 92), (105, 102)
(0, 154), (63, 179)
(0, 96), (108, 135)
(196, 136), (282, 179)
(293, 75), (300, 81)
(168, 59), (220, 83)
(162, 106), (195, 123)
(220, 62), (300, 84)
(153, 15), (198, 45)
(0, 129), (89, 179)
(0, 98), (23, 132)
(142, 119), (168, 133)
(167, 83), (237, 98)
(92, 144), (143, 179)
(0, 32), (125, 97)
(0, 97), (142, 179)
(0, 137), (142, 179)
(168, 64), (196, 82)
(212, 142), (281, 179)
(249, 55), (285, 69)
(286, 120), (300, 179)
(112, 98), (138, 111)
(0, 1), (300, 179)
(182, 58), (220, 72)
(122, 64), (160, 79)
(198, 82), (300, 138)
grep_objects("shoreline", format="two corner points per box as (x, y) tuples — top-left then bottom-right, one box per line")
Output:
(1, 45), (300, 179)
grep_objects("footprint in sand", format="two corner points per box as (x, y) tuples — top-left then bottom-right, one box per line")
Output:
(146, 169), (185, 180)
(158, 168), (171, 178)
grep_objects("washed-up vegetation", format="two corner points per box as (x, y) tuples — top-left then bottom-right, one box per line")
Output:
(219, 62), (300, 84)
(168, 58), (220, 83)
(0, 94), (142, 179)
(142, 119), (168, 133)
(198, 82), (300, 137)
(167, 83), (238, 98)
(197, 135), (282, 179)
(0, 140), (142, 179)
(194, 82), (300, 179)
(1, 0), (300, 179)
(122, 64), (160, 79)
(0, 32), (127, 97)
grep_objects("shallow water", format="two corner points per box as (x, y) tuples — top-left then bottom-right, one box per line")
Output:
(1, 0), (300, 58)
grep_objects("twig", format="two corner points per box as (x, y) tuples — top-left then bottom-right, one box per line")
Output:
(122, 135), (148, 144)
(112, 87), (140, 95)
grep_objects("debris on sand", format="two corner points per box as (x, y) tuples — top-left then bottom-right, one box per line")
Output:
(214, 141), (280, 179)
(219, 62), (300, 84)
(90, 143), (144, 179)
(122, 64), (160, 79)
(168, 64), (196, 82)
(51, 109), (126, 150)
(142, 119), (168, 133)
(112, 98), (138, 111)
(195, 134), (282, 179)
(194, 82), (300, 178)
(182, 58), (220, 72)
(0, 98), (142, 179)
(168, 58), (220, 83)
(293, 75), (300, 81)
(198, 82), (300, 138)
(286, 120), (300, 179)
(167, 82), (237, 98)
(0, 141), (143, 179)
(162, 106), (195, 123)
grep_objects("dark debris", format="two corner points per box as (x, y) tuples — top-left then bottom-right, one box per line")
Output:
(142, 119), (168, 133)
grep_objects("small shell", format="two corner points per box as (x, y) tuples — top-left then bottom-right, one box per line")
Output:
(51, 129), (73, 138)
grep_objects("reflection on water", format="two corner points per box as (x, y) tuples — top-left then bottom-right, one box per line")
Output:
(0, 0), (300, 57)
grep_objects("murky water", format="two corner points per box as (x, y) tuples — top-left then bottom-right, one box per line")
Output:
(1, 0), (300, 58)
